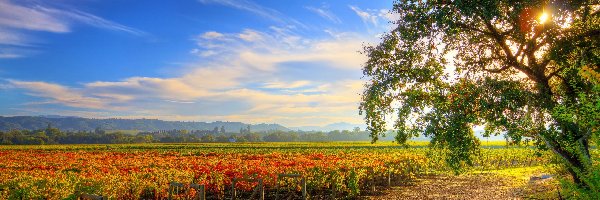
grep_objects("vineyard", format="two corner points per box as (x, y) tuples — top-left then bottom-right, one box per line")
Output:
(0, 142), (560, 199)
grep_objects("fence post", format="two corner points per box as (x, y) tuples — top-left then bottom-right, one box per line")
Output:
(231, 177), (263, 200)
(276, 174), (306, 200)
(190, 183), (205, 200)
(301, 177), (307, 200)
(231, 179), (237, 200)
(367, 167), (375, 192)
(169, 182), (185, 200)
(387, 168), (391, 187)
(259, 179), (264, 200)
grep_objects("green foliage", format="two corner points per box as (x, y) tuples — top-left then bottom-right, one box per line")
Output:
(558, 164), (600, 199)
(347, 169), (360, 197)
(0, 127), (392, 144)
(360, 0), (599, 189)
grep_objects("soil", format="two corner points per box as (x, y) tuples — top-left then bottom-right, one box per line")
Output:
(363, 172), (559, 200)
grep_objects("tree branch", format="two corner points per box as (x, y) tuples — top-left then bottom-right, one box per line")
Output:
(454, 22), (494, 37)
(481, 19), (539, 81)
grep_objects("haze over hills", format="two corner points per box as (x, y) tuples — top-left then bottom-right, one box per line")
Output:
(0, 116), (506, 141)
(0, 116), (291, 132)
(0, 116), (374, 133)
(289, 122), (367, 132)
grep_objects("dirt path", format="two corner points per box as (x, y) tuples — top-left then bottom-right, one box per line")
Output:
(364, 167), (559, 199)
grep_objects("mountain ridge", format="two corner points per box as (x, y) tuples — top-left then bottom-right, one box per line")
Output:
(0, 116), (290, 132)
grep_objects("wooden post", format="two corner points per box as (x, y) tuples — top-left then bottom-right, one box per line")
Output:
(231, 179), (237, 200)
(200, 185), (205, 200)
(169, 182), (185, 200)
(301, 177), (307, 200)
(259, 178), (264, 200)
(276, 174), (306, 200)
(231, 177), (263, 200)
(387, 168), (391, 187)
(368, 167), (375, 192)
(331, 181), (336, 199)
(190, 183), (205, 200)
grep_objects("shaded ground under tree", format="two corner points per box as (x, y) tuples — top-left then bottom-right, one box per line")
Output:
(364, 167), (559, 200)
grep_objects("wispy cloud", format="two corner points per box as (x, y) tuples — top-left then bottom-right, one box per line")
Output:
(165, 100), (196, 104)
(6, 27), (372, 126)
(0, 0), (69, 33)
(199, 0), (307, 29)
(0, 29), (31, 46)
(305, 6), (341, 24)
(40, 8), (146, 36)
(0, 0), (145, 58)
(261, 80), (312, 89)
(194, 27), (366, 70)
(0, 53), (21, 59)
(348, 5), (399, 29)
(238, 29), (264, 42)
(0, 0), (144, 36)
(349, 5), (378, 26)
(7, 80), (108, 110)
(200, 31), (224, 39)
(199, 0), (279, 20)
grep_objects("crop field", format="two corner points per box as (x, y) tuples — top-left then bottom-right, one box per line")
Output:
(0, 142), (555, 199)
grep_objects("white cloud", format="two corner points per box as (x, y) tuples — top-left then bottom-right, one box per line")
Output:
(0, 0), (69, 33)
(8, 27), (373, 127)
(0, 0), (143, 35)
(0, 52), (22, 59)
(262, 80), (311, 89)
(0, 29), (31, 46)
(305, 6), (341, 24)
(238, 29), (264, 42)
(201, 31), (224, 39)
(8, 80), (108, 110)
(40, 8), (145, 36)
(349, 5), (378, 26)
(0, 0), (145, 58)
(348, 5), (399, 29)
(165, 100), (196, 104)
(378, 9), (399, 23)
(195, 28), (367, 71)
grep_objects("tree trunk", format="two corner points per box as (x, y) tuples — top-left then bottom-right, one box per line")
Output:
(548, 139), (592, 188)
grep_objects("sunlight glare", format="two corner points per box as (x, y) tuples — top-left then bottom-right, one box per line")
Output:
(539, 12), (549, 24)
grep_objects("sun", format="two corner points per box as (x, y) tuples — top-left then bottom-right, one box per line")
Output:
(539, 12), (549, 24)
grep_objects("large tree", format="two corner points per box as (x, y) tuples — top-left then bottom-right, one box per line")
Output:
(360, 0), (599, 190)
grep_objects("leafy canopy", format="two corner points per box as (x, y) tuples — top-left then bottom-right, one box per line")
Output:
(360, 0), (599, 186)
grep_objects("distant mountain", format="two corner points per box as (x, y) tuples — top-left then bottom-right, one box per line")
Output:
(0, 116), (290, 132)
(290, 122), (367, 132)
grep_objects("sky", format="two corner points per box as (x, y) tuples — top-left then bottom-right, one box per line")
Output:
(0, 0), (397, 127)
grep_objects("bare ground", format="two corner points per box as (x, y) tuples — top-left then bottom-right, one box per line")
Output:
(363, 167), (560, 200)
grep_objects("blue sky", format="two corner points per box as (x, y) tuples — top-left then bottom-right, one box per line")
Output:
(0, 0), (397, 127)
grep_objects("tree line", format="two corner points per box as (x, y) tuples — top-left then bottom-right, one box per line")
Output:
(0, 125), (394, 145)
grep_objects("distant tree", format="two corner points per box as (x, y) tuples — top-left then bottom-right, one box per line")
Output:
(201, 134), (215, 143)
(213, 126), (219, 134)
(215, 135), (229, 143)
(94, 127), (105, 134)
(300, 132), (328, 142)
(263, 131), (299, 142)
(244, 133), (261, 142)
(220, 125), (225, 134)
(360, 0), (599, 190)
